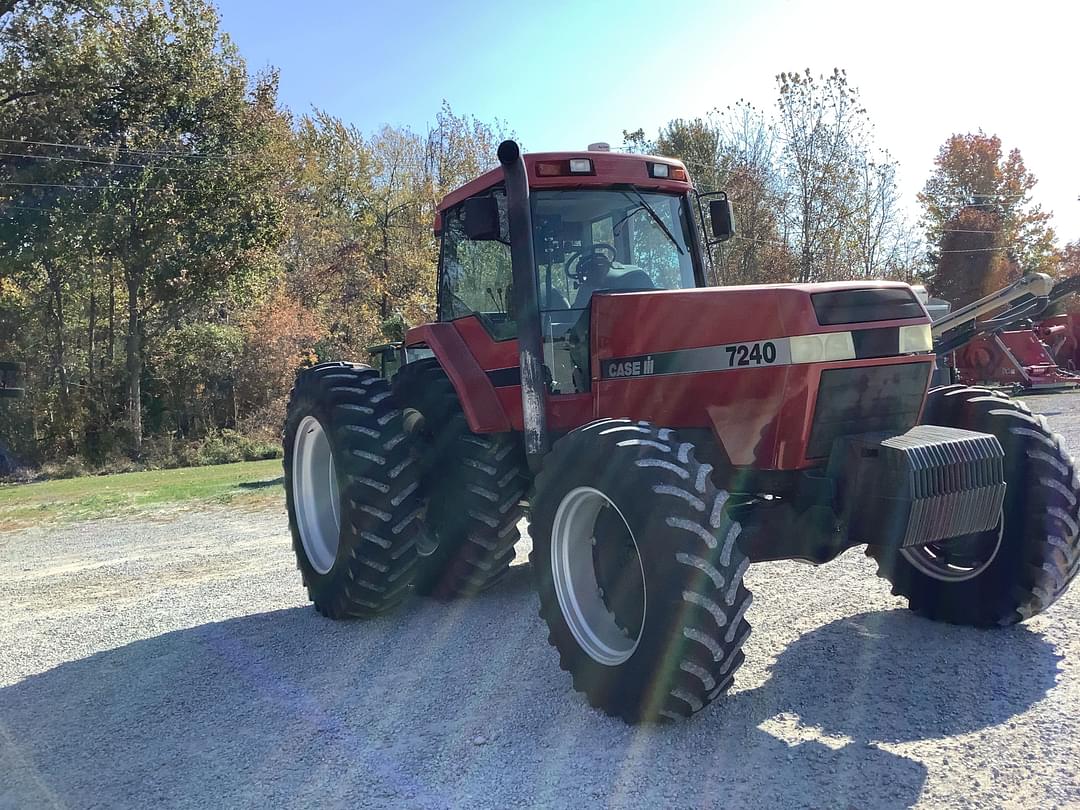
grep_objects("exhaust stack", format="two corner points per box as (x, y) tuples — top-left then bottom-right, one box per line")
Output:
(497, 140), (549, 469)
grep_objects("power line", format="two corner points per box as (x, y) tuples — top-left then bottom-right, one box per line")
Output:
(945, 201), (1031, 208)
(0, 180), (199, 192)
(0, 203), (136, 221)
(937, 246), (1006, 254)
(0, 150), (218, 172)
(0, 136), (240, 160)
(922, 192), (1030, 200)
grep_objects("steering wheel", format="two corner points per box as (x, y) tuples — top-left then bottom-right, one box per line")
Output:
(565, 244), (617, 284)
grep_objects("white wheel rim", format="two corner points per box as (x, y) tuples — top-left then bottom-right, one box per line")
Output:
(550, 486), (645, 666)
(293, 416), (341, 575)
(899, 521), (1003, 583)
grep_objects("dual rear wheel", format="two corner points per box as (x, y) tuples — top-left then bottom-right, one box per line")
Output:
(283, 362), (749, 722)
(283, 363), (426, 618)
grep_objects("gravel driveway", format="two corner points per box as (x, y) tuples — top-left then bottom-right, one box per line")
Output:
(2, 394), (1079, 809)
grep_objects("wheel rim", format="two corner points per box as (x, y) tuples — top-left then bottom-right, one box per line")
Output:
(292, 415), (341, 575)
(899, 521), (1003, 583)
(550, 486), (645, 666)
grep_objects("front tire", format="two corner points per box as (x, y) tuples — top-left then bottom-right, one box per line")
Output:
(869, 386), (1080, 626)
(283, 362), (425, 618)
(530, 419), (753, 723)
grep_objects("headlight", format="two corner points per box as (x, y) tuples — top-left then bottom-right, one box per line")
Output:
(789, 331), (855, 364)
(899, 324), (933, 354)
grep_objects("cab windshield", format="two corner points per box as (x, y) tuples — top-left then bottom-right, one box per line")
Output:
(531, 189), (698, 312)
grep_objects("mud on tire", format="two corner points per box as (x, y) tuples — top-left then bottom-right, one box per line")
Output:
(283, 362), (425, 618)
(529, 418), (753, 723)
(869, 386), (1080, 626)
(392, 359), (528, 599)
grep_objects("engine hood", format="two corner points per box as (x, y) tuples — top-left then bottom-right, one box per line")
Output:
(590, 281), (929, 360)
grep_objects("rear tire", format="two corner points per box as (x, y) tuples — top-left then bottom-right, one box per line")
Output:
(392, 359), (528, 599)
(283, 362), (425, 618)
(869, 386), (1080, 626)
(530, 419), (753, 723)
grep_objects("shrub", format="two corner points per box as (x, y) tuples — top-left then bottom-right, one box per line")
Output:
(178, 430), (282, 467)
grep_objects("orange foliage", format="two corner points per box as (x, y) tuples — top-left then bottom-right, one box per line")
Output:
(931, 207), (1018, 306)
(235, 289), (326, 434)
(922, 132), (1057, 307)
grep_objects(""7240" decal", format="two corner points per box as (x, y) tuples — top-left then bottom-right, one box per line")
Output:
(601, 338), (795, 379)
(725, 341), (778, 367)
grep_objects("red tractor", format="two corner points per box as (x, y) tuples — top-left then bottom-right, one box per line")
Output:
(283, 141), (1080, 723)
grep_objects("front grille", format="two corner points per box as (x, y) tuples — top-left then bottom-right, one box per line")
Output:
(807, 362), (929, 458)
(812, 288), (924, 325)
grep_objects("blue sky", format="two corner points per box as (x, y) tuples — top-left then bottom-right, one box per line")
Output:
(215, 0), (1079, 240)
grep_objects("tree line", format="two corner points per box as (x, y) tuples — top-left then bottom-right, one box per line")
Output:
(0, 0), (505, 472)
(1, 1), (1076, 475)
(624, 69), (1070, 295)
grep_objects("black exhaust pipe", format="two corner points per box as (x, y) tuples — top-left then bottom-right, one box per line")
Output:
(497, 139), (549, 469)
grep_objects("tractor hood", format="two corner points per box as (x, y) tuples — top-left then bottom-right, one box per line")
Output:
(590, 281), (929, 364)
(589, 281), (935, 470)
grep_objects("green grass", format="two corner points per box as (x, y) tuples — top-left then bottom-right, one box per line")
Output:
(0, 459), (284, 532)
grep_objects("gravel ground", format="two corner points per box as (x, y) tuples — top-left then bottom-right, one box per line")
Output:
(2, 393), (1079, 809)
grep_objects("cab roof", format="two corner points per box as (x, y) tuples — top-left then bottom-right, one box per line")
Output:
(436, 151), (693, 215)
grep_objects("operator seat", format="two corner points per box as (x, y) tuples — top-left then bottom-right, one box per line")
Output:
(572, 264), (656, 309)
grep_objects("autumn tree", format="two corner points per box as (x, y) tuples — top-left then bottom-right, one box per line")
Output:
(1, 0), (287, 453)
(0, 3), (516, 472)
(282, 103), (503, 358)
(628, 108), (795, 285)
(930, 206), (1015, 305)
(920, 132), (1056, 305)
(234, 287), (324, 433)
(708, 102), (797, 285)
(775, 68), (866, 281)
(1055, 240), (1080, 315)
(628, 74), (916, 286)
(656, 118), (723, 192)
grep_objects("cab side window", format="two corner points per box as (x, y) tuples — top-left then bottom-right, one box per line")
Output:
(438, 192), (516, 340)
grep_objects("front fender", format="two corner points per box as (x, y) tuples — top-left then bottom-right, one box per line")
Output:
(404, 323), (512, 433)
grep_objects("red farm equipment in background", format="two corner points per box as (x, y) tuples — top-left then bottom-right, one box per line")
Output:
(934, 274), (1080, 392)
(1038, 313), (1080, 371)
(954, 329), (1078, 390)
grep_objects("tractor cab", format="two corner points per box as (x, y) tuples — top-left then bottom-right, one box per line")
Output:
(430, 148), (727, 395)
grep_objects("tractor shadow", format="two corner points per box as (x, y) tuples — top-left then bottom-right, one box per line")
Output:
(0, 565), (1061, 809)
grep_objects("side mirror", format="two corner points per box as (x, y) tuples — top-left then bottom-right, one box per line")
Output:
(464, 196), (501, 241)
(709, 196), (735, 242)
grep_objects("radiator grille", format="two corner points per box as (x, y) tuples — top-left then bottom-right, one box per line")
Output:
(807, 362), (930, 458)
